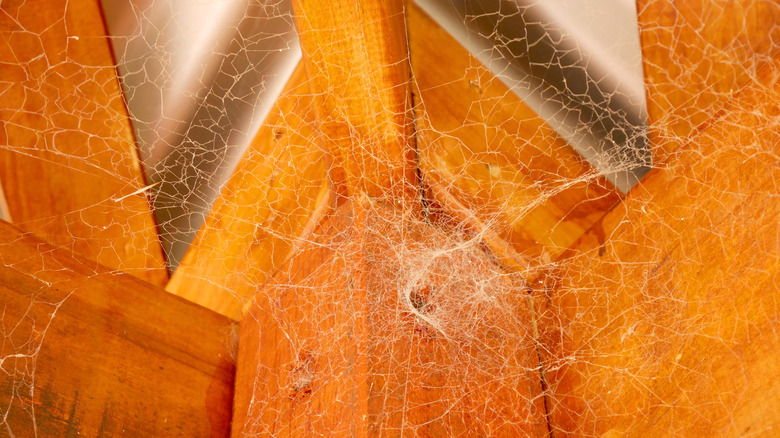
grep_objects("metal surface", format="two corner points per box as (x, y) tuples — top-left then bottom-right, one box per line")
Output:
(101, 0), (301, 269)
(414, 0), (651, 192)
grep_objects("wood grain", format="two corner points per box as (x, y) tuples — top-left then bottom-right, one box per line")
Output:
(0, 0), (168, 286)
(536, 55), (780, 436)
(166, 63), (329, 320)
(234, 4), (549, 434)
(233, 198), (549, 436)
(291, 0), (420, 207)
(408, 4), (621, 265)
(0, 219), (235, 437)
(638, 0), (780, 159)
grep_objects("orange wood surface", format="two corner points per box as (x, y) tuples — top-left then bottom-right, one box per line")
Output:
(234, 4), (550, 435)
(424, 181), (533, 276)
(291, 0), (420, 206)
(638, 0), (780, 159)
(0, 219), (235, 437)
(233, 198), (549, 436)
(167, 63), (329, 320)
(2, 1), (772, 436)
(537, 56), (780, 436)
(408, 4), (621, 265)
(0, 0), (168, 286)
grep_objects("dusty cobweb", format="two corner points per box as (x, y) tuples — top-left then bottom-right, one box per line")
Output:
(0, 0), (778, 436)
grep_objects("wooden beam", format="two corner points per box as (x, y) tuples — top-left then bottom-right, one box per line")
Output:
(232, 197), (549, 436)
(0, 219), (235, 436)
(291, 0), (420, 207)
(408, 4), (622, 264)
(233, 6), (548, 432)
(0, 0), (167, 286)
(638, 0), (780, 160)
(536, 54), (780, 436)
(166, 63), (329, 320)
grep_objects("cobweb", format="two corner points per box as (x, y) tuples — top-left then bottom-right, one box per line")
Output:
(0, 0), (778, 436)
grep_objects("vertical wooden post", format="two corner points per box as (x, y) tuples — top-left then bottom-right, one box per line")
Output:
(231, 2), (549, 436)
(291, 0), (420, 208)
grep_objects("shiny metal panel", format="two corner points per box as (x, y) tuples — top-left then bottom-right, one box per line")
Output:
(101, 0), (301, 269)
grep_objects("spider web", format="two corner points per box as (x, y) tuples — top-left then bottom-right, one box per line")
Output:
(0, 0), (778, 436)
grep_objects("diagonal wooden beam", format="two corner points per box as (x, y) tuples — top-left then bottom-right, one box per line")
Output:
(0, 0), (167, 286)
(408, 3), (622, 265)
(166, 63), (329, 320)
(537, 53), (780, 436)
(232, 2), (550, 435)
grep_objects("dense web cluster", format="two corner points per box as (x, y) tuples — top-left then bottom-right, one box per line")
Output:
(0, 0), (778, 436)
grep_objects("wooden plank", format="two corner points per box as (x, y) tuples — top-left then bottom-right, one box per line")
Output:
(232, 197), (549, 436)
(0, 219), (235, 436)
(536, 56), (780, 436)
(638, 0), (780, 159)
(0, 0), (168, 286)
(408, 4), (622, 264)
(166, 63), (329, 320)
(291, 0), (420, 206)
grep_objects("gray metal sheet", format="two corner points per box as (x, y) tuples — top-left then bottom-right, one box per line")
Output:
(101, 0), (301, 269)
